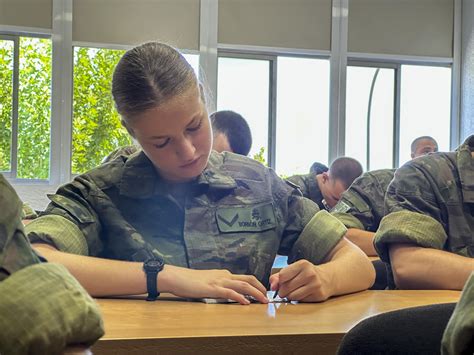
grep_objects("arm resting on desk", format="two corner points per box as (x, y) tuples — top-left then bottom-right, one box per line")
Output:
(389, 244), (474, 290)
(344, 229), (377, 256)
(32, 244), (268, 304)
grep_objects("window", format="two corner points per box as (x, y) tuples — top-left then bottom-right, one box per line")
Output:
(72, 48), (200, 175)
(399, 65), (451, 165)
(0, 36), (52, 180)
(276, 56), (330, 176)
(345, 65), (395, 170)
(217, 56), (270, 162)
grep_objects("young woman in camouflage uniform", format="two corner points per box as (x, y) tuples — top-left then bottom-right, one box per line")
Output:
(27, 42), (374, 304)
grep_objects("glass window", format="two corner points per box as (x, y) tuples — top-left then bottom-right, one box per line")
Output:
(17, 37), (52, 179)
(346, 66), (395, 170)
(0, 39), (14, 173)
(217, 57), (270, 162)
(72, 47), (129, 175)
(183, 53), (199, 76)
(276, 56), (330, 177)
(399, 65), (451, 166)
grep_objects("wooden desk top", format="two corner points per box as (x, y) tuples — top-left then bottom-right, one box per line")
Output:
(93, 290), (460, 354)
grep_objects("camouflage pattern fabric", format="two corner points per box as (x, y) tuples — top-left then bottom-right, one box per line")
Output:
(286, 172), (326, 211)
(21, 202), (38, 220)
(26, 151), (347, 288)
(374, 135), (474, 286)
(331, 169), (395, 231)
(0, 174), (104, 354)
(101, 144), (140, 164)
(441, 272), (474, 355)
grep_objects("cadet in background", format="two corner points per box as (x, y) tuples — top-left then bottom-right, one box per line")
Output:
(286, 157), (363, 211)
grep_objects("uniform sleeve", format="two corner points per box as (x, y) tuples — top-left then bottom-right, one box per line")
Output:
(441, 272), (474, 355)
(26, 176), (104, 256)
(374, 163), (448, 263)
(276, 177), (346, 265)
(331, 187), (373, 231)
(0, 263), (104, 354)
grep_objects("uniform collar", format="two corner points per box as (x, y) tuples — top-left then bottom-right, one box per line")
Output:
(119, 150), (237, 198)
(457, 135), (474, 203)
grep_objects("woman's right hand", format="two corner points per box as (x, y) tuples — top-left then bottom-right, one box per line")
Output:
(161, 265), (269, 305)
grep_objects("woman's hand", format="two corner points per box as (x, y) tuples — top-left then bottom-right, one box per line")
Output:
(269, 259), (332, 302)
(162, 265), (269, 305)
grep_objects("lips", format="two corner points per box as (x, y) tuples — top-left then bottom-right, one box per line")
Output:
(180, 156), (200, 168)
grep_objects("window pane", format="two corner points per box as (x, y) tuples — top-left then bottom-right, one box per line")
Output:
(18, 37), (52, 179)
(217, 57), (269, 162)
(346, 66), (395, 170)
(399, 65), (451, 166)
(0, 40), (13, 172)
(276, 57), (329, 176)
(72, 47), (130, 175)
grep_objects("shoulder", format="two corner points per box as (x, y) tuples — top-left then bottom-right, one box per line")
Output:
(76, 155), (128, 190)
(211, 151), (273, 181)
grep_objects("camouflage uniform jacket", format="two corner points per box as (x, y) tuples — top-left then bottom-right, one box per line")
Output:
(331, 169), (395, 231)
(0, 174), (103, 354)
(375, 135), (474, 263)
(26, 151), (346, 287)
(441, 272), (474, 355)
(286, 172), (325, 211)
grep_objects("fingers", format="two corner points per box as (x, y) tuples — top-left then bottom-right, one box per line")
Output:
(269, 273), (279, 291)
(222, 278), (269, 304)
(277, 259), (310, 284)
(216, 287), (252, 305)
(233, 274), (267, 295)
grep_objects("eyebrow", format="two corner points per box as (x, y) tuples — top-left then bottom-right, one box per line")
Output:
(148, 114), (201, 140)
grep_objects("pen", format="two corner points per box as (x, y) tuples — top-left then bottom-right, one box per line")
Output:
(273, 289), (279, 300)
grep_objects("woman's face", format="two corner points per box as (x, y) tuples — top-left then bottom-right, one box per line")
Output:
(127, 86), (213, 183)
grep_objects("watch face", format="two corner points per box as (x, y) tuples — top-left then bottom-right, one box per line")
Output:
(144, 259), (164, 271)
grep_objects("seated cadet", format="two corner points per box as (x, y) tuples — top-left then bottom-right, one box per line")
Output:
(337, 272), (474, 355)
(102, 144), (140, 164)
(26, 42), (375, 305)
(374, 135), (474, 290)
(286, 157), (363, 211)
(210, 110), (252, 156)
(331, 169), (395, 256)
(410, 135), (438, 159)
(0, 174), (103, 354)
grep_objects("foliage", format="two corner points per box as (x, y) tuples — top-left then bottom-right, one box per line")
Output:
(17, 38), (51, 179)
(0, 40), (13, 172)
(72, 47), (130, 174)
(252, 146), (267, 166)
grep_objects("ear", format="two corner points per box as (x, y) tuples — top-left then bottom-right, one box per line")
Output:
(121, 119), (135, 139)
(410, 152), (415, 159)
(321, 171), (330, 183)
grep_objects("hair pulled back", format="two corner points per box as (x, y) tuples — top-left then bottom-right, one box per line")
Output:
(112, 42), (198, 124)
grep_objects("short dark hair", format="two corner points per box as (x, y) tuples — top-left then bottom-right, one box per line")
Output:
(309, 162), (329, 174)
(210, 110), (252, 156)
(410, 136), (438, 153)
(329, 157), (363, 189)
(112, 42), (200, 124)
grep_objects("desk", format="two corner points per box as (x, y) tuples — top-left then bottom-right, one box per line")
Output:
(93, 290), (460, 354)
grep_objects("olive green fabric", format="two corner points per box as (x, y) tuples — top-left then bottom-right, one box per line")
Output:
(0, 174), (104, 354)
(441, 273), (474, 355)
(0, 263), (104, 355)
(102, 144), (140, 164)
(332, 169), (395, 232)
(27, 151), (346, 287)
(286, 172), (325, 210)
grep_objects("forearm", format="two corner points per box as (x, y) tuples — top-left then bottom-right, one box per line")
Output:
(345, 229), (377, 256)
(390, 244), (474, 290)
(318, 238), (375, 297)
(33, 244), (172, 297)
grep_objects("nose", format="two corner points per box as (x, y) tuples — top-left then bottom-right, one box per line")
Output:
(176, 137), (196, 161)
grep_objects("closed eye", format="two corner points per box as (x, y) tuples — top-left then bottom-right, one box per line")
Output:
(187, 118), (202, 132)
(154, 138), (170, 149)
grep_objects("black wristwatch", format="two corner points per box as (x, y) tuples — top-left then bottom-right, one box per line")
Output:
(143, 257), (165, 301)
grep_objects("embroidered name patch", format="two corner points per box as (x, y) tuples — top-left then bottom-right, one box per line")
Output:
(331, 200), (352, 213)
(215, 203), (277, 233)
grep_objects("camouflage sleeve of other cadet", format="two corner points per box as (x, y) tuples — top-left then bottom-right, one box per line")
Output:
(25, 175), (104, 256)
